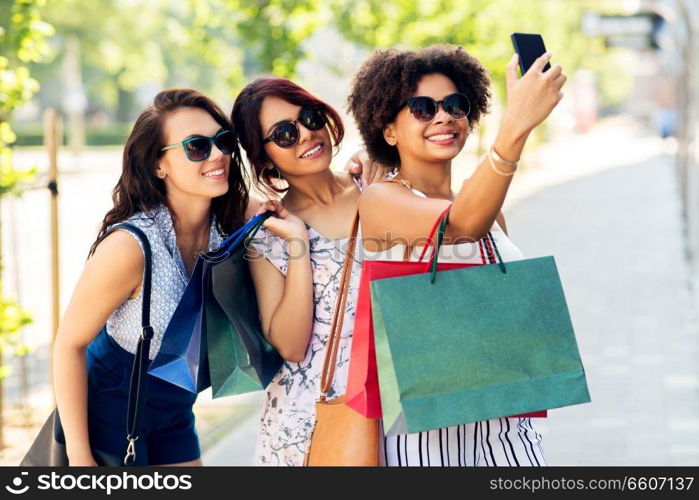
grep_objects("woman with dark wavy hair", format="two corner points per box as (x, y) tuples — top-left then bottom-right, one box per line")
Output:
(53, 88), (248, 466)
(231, 77), (365, 466)
(348, 44), (565, 466)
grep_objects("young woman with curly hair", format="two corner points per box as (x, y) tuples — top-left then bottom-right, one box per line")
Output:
(347, 44), (565, 466)
(53, 89), (249, 466)
(232, 77), (368, 466)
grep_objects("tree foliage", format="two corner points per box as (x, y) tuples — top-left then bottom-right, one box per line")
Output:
(0, 0), (51, 377)
(1, 0), (51, 194)
(329, 0), (606, 101)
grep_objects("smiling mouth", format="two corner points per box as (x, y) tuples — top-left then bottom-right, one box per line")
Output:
(426, 133), (457, 142)
(203, 168), (225, 177)
(300, 142), (323, 158)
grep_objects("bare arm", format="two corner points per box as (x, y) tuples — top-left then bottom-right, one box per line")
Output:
(54, 230), (143, 466)
(248, 201), (314, 362)
(360, 52), (563, 248)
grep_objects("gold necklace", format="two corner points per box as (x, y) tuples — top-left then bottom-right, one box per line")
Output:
(177, 228), (210, 260)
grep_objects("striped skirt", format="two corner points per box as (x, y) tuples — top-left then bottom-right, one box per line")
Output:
(382, 417), (546, 467)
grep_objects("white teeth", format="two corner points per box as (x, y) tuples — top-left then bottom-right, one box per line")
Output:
(301, 144), (322, 158)
(203, 168), (224, 177)
(427, 134), (456, 141)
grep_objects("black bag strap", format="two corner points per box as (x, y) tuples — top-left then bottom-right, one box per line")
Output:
(93, 223), (153, 465)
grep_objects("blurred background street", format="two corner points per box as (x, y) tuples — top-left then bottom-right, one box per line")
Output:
(1, 0), (698, 466)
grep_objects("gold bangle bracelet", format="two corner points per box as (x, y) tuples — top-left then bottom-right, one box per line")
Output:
(489, 145), (519, 168)
(487, 145), (517, 176)
(487, 152), (516, 176)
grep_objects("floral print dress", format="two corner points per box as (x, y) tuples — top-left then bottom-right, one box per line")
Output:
(249, 224), (362, 466)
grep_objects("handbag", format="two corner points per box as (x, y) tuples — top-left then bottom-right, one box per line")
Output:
(205, 216), (284, 397)
(148, 212), (271, 393)
(304, 211), (379, 466)
(371, 208), (590, 435)
(21, 223), (154, 466)
(344, 207), (476, 418)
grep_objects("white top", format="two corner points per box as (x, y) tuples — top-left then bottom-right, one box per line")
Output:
(362, 187), (526, 264)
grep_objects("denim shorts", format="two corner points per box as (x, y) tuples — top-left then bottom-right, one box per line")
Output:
(85, 328), (200, 465)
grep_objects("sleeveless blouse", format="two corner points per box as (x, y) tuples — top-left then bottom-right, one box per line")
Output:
(105, 204), (223, 360)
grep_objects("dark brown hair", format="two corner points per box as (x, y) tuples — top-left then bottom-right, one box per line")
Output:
(91, 88), (249, 253)
(231, 77), (344, 196)
(347, 44), (491, 170)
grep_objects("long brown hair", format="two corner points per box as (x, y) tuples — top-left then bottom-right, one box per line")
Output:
(231, 77), (344, 197)
(91, 88), (249, 253)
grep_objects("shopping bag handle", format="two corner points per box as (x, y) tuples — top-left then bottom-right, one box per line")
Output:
(416, 205), (453, 264)
(201, 211), (273, 263)
(220, 211), (272, 253)
(425, 208), (507, 283)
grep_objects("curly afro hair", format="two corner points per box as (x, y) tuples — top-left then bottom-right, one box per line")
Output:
(347, 44), (491, 170)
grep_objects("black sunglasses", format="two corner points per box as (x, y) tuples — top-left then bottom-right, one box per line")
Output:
(161, 128), (237, 162)
(404, 92), (471, 123)
(263, 106), (326, 149)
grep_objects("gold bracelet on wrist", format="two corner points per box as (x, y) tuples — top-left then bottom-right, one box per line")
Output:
(487, 145), (518, 176)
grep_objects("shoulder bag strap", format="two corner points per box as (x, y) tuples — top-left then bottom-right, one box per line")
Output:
(318, 210), (360, 399)
(92, 222), (153, 465)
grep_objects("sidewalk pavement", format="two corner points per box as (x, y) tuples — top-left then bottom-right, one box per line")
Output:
(203, 119), (699, 466)
(505, 133), (699, 466)
(200, 393), (262, 466)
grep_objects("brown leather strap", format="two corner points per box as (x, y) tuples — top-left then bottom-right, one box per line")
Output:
(319, 209), (360, 397)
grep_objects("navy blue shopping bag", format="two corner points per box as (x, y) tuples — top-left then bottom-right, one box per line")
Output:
(148, 212), (271, 392)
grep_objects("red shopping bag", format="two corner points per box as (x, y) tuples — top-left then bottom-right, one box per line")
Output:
(346, 207), (547, 420)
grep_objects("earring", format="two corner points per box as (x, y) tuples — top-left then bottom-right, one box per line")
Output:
(268, 167), (282, 182)
(158, 172), (166, 179)
(387, 138), (396, 146)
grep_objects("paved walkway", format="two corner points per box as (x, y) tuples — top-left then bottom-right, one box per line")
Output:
(507, 148), (699, 466)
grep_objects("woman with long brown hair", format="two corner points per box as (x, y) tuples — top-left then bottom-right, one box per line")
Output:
(53, 88), (248, 466)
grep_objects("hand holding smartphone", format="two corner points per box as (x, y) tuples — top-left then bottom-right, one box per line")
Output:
(498, 32), (565, 147)
(511, 33), (551, 75)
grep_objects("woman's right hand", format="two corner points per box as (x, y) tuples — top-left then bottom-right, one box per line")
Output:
(502, 52), (567, 139)
(258, 200), (308, 240)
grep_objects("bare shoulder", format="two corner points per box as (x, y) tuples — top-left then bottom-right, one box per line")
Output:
(76, 229), (145, 301)
(358, 181), (415, 210)
(89, 229), (144, 274)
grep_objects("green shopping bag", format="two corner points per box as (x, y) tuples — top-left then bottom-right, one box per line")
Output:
(205, 216), (284, 398)
(371, 209), (590, 435)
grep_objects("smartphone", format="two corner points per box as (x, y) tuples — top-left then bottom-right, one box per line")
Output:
(511, 33), (551, 75)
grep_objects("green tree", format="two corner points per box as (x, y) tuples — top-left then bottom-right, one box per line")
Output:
(31, 0), (247, 123)
(330, 0), (601, 101)
(0, 0), (53, 447)
(220, 0), (322, 79)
